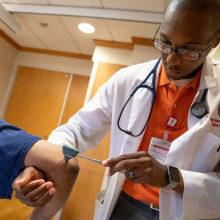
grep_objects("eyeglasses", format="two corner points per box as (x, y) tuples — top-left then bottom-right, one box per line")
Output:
(152, 25), (218, 61)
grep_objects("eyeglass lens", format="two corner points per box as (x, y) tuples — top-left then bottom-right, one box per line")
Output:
(153, 41), (200, 61)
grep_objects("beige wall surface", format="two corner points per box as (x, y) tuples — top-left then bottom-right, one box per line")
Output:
(0, 36), (18, 117)
(92, 45), (161, 66)
(131, 44), (161, 65)
(16, 51), (93, 76)
(213, 54), (220, 62)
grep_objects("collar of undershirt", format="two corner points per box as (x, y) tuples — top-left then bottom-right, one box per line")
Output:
(169, 77), (194, 88)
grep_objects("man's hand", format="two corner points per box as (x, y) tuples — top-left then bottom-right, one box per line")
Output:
(12, 167), (55, 207)
(102, 151), (169, 188)
(102, 151), (184, 193)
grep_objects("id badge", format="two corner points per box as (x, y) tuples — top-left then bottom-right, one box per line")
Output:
(148, 137), (171, 165)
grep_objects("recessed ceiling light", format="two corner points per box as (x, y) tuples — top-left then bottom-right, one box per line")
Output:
(78, 23), (95, 34)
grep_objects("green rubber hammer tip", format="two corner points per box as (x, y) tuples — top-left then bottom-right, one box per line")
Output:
(62, 145), (79, 160)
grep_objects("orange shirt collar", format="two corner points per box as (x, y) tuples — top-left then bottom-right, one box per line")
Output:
(158, 63), (202, 90)
(158, 63), (170, 86)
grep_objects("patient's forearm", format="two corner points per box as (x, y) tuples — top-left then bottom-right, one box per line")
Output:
(23, 140), (79, 220)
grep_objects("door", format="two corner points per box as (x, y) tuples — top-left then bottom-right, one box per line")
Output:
(4, 66), (71, 139)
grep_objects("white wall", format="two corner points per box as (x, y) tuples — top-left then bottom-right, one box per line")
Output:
(0, 36), (18, 118)
(92, 45), (160, 65)
(16, 52), (93, 76)
(92, 46), (133, 66)
(131, 44), (161, 65)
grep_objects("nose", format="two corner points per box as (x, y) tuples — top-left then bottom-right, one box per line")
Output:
(166, 51), (181, 67)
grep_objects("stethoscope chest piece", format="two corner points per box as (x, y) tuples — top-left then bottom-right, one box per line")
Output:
(190, 102), (208, 118)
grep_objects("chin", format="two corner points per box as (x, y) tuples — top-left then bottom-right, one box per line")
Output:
(167, 72), (183, 80)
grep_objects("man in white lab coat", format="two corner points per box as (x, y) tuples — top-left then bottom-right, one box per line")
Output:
(13, 0), (220, 219)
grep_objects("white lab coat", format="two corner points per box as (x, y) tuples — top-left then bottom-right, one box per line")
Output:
(48, 53), (220, 220)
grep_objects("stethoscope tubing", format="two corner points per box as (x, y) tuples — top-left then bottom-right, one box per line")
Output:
(117, 57), (208, 137)
(117, 58), (161, 137)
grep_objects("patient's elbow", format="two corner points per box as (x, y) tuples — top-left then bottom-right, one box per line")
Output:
(68, 158), (80, 176)
(54, 158), (80, 182)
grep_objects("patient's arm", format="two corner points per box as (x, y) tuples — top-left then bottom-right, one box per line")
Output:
(13, 140), (79, 220)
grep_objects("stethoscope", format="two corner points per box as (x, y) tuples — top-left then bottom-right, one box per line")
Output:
(117, 57), (208, 137)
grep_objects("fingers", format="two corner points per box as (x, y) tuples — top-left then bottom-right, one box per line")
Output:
(20, 188), (55, 207)
(108, 156), (152, 176)
(21, 179), (45, 195)
(103, 152), (168, 188)
(12, 167), (45, 196)
(129, 176), (146, 184)
(33, 187), (56, 207)
(38, 193), (53, 207)
(16, 182), (56, 207)
(16, 169), (37, 187)
(102, 152), (148, 167)
(15, 167), (45, 187)
(12, 166), (56, 207)
(31, 168), (45, 180)
(38, 188), (56, 207)
(124, 166), (152, 180)
(23, 182), (53, 201)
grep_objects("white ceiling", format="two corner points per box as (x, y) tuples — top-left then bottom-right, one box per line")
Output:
(0, 0), (169, 55)
(0, 0), (170, 12)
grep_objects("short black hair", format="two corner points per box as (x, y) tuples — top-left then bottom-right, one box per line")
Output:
(166, 0), (220, 33)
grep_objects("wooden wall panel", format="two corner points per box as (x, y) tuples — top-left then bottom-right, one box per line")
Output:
(60, 62), (126, 220)
(90, 62), (127, 98)
(0, 192), (56, 220)
(4, 66), (70, 139)
(61, 74), (90, 125)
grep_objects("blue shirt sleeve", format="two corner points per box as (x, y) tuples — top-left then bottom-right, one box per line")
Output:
(0, 119), (42, 199)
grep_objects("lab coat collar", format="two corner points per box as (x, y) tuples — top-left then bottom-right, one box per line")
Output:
(198, 53), (216, 90)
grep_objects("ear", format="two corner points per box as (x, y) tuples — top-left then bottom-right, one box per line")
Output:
(213, 34), (220, 48)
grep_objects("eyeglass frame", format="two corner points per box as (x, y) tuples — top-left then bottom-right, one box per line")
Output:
(152, 25), (219, 61)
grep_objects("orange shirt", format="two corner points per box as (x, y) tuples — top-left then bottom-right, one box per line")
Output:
(123, 63), (202, 206)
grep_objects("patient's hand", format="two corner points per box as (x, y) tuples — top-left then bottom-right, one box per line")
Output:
(12, 167), (55, 207)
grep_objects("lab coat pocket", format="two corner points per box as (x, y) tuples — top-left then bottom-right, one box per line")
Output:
(93, 189), (107, 220)
(191, 132), (220, 173)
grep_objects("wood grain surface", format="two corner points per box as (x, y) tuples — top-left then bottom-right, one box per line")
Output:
(4, 66), (70, 139)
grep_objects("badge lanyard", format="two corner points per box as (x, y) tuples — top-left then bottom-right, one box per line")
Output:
(163, 116), (178, 140)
